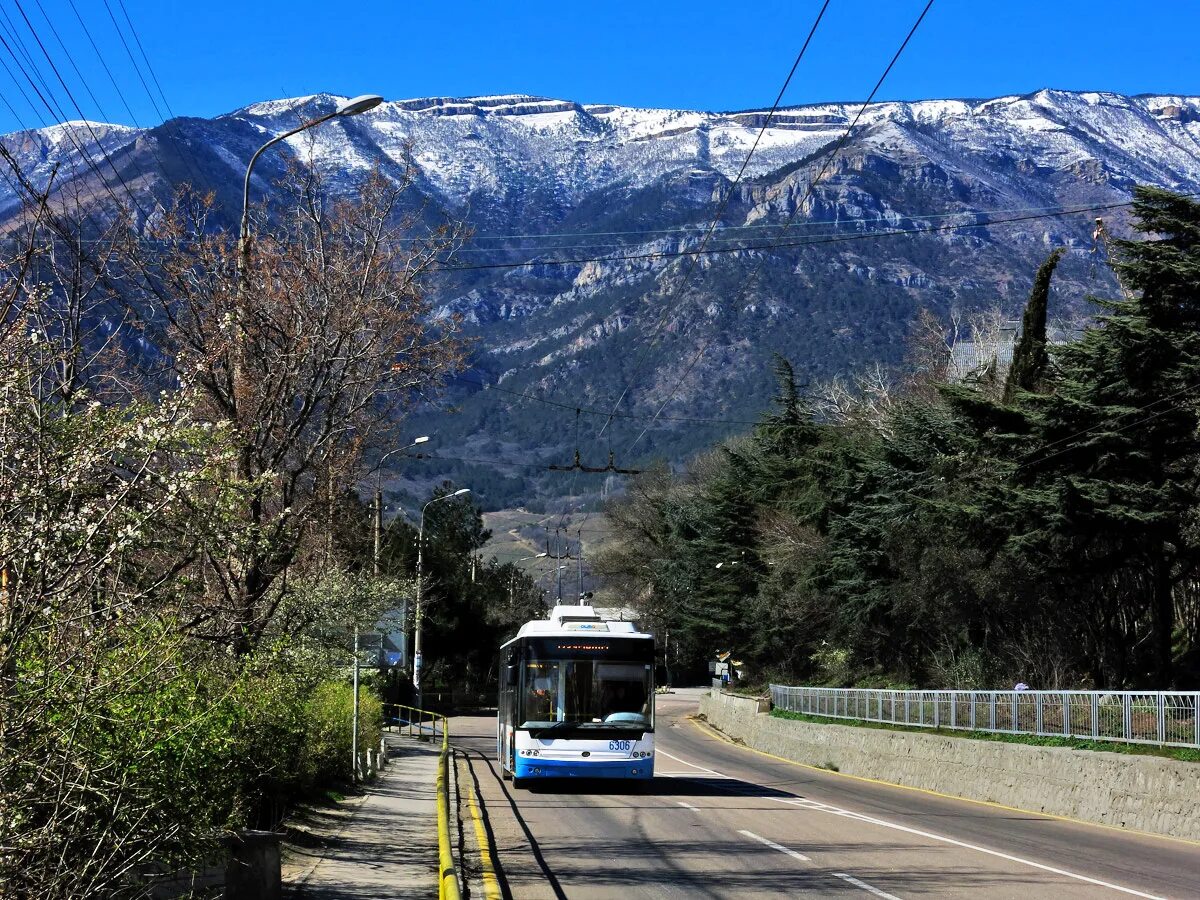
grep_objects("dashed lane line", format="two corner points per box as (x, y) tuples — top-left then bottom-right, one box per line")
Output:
(663, 746), (1167, 900)
(833, 872), (904, 900)
(770, 796), (1166, 900)
(738, 829), (811, 862)
(676, 801), (700, 812)
(655, 748), (727, 776)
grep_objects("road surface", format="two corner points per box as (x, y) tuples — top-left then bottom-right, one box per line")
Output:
(451, 687), (1200, 899)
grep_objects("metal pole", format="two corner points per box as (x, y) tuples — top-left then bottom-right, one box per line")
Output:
(373, 487), (383, 577)
(577, 527), (583, 600)
(415, 512), (425, 712)
(556, 528), (562, 602)
(352, 626), (360, 781)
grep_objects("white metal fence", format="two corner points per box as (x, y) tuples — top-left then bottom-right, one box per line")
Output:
(768, 685), (1200, 748)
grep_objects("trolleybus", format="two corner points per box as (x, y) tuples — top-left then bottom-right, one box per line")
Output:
(498, 603), (655, 785)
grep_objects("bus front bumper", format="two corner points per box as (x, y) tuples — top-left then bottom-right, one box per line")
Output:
(514, 756), (654, 780)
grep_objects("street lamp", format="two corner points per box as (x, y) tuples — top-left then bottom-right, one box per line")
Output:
(510, 552), (548, 605)
(234, 94), (385, 417)
(372, 436), (430, 576)
(414, 487), (471, 710)
(239, 94), (385, 252)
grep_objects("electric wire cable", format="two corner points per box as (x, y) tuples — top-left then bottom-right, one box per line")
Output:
(435, 196), (1150, 272)
(107, 0), (207, 187)
(450, 372), (766, 425)
(0, 25), (122, 235)
(592, 0), (832, 445)
(624, 0), (937, 456)
(34, 0), (185, 190)
(11, 0), (153, 224)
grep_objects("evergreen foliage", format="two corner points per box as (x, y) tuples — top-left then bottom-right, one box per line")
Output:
(598, 187), (1200, 690)
(1003, 248), (1063, 402)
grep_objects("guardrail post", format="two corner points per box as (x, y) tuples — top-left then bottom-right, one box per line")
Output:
(1123, 694), (1132, 742)
(1035, 692), (1043, 735)
(1157, 693), (1166, 744)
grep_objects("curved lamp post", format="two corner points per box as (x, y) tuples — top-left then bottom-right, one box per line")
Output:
(233, 95), (384, 418)
(414, 488), (471, 709)
(372, 436), (430, 576)
(239, 94), (384, 249)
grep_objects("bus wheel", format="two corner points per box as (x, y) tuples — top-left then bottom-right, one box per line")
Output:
(512, 776), (528, 790)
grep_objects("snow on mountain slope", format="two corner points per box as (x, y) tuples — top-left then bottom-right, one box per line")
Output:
(3, 89), (1199, 218)
(3, 89), (1200, 492)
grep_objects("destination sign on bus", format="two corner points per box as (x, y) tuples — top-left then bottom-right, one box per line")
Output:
(524, 636), (654, 662)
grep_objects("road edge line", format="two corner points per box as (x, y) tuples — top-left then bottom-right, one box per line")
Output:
(463, 759), (502, 900)
(686, 714), (1200, 849)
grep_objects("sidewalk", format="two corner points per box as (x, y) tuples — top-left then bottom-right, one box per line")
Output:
(283, 734), (441, 899)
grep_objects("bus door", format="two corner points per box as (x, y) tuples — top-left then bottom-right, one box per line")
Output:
(499, 652), (519, 770)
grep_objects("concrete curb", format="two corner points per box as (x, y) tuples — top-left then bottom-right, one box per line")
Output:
(700, 689), (1200, 842)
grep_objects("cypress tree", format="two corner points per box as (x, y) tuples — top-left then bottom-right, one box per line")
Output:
(1003, 248), (1064, 403)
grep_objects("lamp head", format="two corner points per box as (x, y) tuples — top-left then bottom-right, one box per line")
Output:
(452, 488), (471, 497)
(336, 94), (384, 117)
(412, 435), (430, 445)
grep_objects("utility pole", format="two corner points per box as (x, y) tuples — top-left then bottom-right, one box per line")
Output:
(351, 625), (360, 781)
(577, 526), (584, 601)
(415, 488), (471, 711)
(373, 489), (383, 577)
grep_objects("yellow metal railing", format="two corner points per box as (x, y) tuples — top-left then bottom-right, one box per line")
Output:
(389, 704), (459, 900)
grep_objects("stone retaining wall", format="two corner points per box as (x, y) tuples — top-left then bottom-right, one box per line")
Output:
(699, 689), (1200, 841)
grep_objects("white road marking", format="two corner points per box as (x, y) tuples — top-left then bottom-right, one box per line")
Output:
(665, 748), (1166, 900)
(658, 771), (732, 779)
(738, 829), (811, 862)
(676, 801), (700, 812)
(655, 749), (726, 776)
(834, 873), (904, 899)
(770, 797), (1166, 899)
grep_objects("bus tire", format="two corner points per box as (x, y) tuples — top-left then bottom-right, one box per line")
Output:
(512, 776), (528, 790)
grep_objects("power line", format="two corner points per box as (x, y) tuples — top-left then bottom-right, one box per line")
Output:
(11, 0), (152, 223)
(592, 0), (832, 450)
(435, 197), (1144, 273)
(450, 373), (766, 426)
(50, 0), (188, 189)
(107, 0), (207, 187)
(625, 0), (937, 455)
(446, 202), (1107, 249)
(0, 17), (126, 235)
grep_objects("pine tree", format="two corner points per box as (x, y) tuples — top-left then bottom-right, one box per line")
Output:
(1015, 187), (1200, 686)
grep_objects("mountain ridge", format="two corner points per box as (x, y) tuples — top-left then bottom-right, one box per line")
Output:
(3, 88), (1200, 509)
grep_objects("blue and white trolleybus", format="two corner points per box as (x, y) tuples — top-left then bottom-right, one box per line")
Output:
(497, 604), (655, 785)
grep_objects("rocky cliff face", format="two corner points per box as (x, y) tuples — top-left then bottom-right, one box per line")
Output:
(4, 89), (1199, 505)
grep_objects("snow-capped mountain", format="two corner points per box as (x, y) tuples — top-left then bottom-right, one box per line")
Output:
(3, 89), (1199, 502)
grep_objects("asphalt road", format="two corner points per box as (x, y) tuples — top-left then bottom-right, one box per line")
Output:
(451, 687), (1200, 899)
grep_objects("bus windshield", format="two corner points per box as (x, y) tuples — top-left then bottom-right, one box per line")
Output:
(520, 659), (653, 729)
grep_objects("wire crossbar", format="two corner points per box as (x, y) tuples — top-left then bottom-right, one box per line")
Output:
(768, 685), (1200, 748)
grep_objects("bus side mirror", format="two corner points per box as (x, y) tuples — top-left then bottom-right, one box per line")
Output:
(505, 665), (518, 687)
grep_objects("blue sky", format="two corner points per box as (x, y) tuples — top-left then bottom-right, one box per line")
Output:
(2, 0), (1199, 134)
